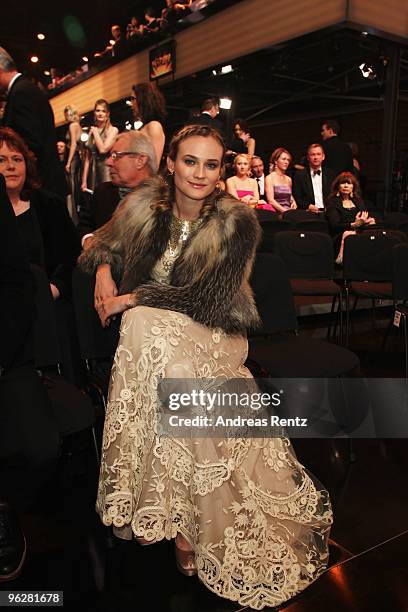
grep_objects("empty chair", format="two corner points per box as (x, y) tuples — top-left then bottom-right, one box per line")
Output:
(342, 230), (407, 345)
(255, 210), (290, 252)
(248, 253), (359, 378)
(274, 231), (343, 341)
(283, 209), (329, 233)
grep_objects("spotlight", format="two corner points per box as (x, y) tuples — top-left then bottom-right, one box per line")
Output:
(30, 56), (39, 64)
(126, 99), (132, 107)
(359, 62), (376, 79)
(361, 31), (368, 36)
(80, 130), (89, 143)
(219, 97), (232, 110)
(212, 69), (217, 76)
(43, 70), (50, 76)
(37, 33), (45, 40)
(82, 56), (88, 63)
(220, 65), (233, 74)
(109, 39), (115, 45)
(133, 120), (143, 130)
(125, 121), (132, 130)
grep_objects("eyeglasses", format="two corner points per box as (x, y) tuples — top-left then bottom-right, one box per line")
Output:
(107, 151), (139, 161)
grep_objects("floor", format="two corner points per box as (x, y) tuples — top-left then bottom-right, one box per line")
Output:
(1, 305), (407, 611)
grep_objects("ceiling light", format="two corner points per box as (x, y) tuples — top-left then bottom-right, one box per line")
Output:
(44, 70), (50, 76)
(212, 69), (217, 76)
(134, 120), (143, 130)
(109, 39), (115, 45)
(359, 62), (376, 79)
(37, 33), (45, 40)
(221, 65), (233, 74)
(30, 56), (39, 64)
(125, 121), (132, 130)
(219, 97), (232, 110)
(82, 56), (88, 63)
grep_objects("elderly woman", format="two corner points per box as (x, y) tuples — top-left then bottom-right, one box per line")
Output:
(326, 171), (375, 264)
(79, 124), (332, 610)
(0, 127), (80, 298)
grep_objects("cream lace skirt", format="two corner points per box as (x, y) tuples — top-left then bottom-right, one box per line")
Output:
(96, 306), (333, 610)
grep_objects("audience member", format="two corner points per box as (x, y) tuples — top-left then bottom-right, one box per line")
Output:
(326, 171), (375, 264)
(292, 143), (336, 212)
(64, 105), (83, 219)
(81, 99), (118, 193)
(130, 82), (167, 169)
(78, 130), (156, 251)
(0, 47), (67, 198)
(265, 147), (297, 213)
(140, 7), (161, 36)
(250, 155), (266, 198)
(0, 128), (80, 299)
(226, 153), (259, 206)
(321, 119), (354, 177)
(0, 174), (60, 582)
(193, 98), (224, 134)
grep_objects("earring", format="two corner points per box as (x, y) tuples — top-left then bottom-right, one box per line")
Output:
(168, 169), (174, 176)
(336, 192), (340, 197)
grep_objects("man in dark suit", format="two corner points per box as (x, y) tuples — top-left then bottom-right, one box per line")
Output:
(0, 47), (66, 198)
(78, 130), (156, 248)
(192, 98), (225, 137)
(250, 156), (266, 199)
(293, 143), (336, 212)
(320, 118), (354, 177)
(0, 175), (59, 581)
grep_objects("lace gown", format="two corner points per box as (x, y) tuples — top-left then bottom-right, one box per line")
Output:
(96, 217), (333, 610)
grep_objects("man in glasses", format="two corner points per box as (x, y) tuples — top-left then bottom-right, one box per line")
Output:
(78, 130), (157, 249)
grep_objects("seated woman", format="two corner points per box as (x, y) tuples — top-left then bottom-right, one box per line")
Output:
(326, 171), (375, 264)
(0, 128), (80, 300)
(226, 153), (259, 206)
(265, 147), (297, 214)
(79, 124), (332, 610)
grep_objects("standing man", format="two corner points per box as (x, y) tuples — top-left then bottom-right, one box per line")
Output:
(78, 130), (157, 249)
(192, 98), (225, 137)
(250, 155), (266, 199)
(293, 143), (336, 212)
(0, 47), (66, 198)
(320, 118), (354, 177)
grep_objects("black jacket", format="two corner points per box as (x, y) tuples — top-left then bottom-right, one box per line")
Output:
(20, 190), (80, 297)
(0, 176), (34, 370)
(322, 136), (354, 177)
(3, 75), (67, 198)
(77, 181), (121, 238)
(292, 167), (336, 210)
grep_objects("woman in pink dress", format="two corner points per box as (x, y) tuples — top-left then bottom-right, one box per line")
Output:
(226, 153), (259, 206)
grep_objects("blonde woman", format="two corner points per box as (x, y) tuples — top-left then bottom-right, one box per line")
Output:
(64, 105), (82, 215)
(226, 153), (259, 206)
(265, 147), (297, 213)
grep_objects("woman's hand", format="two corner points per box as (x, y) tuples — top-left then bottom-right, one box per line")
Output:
(65, 163), (71, 173)
(96, 295), (130, 328)
(81, 181), (88, 192)
(94, 264), (118, 309)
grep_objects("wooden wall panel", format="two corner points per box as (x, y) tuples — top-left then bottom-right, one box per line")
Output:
(348, 0), (408, 41)
(51, 0), (346, 125)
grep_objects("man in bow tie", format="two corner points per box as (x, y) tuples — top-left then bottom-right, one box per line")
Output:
(293, 143), (335, 213)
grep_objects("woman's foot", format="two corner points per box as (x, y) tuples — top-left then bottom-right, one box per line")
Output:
(175, 535), (197, 577)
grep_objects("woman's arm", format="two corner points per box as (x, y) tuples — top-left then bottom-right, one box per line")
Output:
(65, 123), (80, 171)
(142, 121), (165, 170)
(226, 177), (239, 200)
(265, 175), (286, 213)
(90, 125), (119, 155)
(289, 178), (297, 209)
(247, 137), (255, 158)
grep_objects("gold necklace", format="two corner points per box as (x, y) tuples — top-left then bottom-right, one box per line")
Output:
(169, 214), (203, 254)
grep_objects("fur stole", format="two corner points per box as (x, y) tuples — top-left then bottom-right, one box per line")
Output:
(79, 175), (261, 334)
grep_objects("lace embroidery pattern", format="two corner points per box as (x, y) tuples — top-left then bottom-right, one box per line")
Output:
(96, 306), (332, 610)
